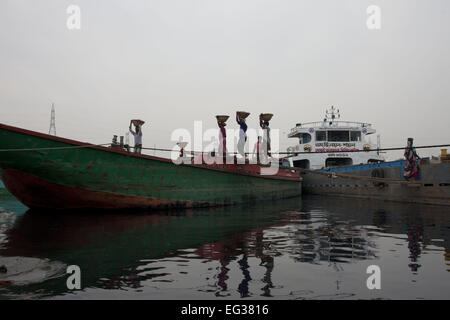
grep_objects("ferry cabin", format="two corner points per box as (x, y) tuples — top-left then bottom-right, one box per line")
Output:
(287, 116), (385, 170)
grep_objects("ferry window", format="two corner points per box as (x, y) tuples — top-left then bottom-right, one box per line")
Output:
(300, 133), (312, 144)
(293, 159), (310, 169)
(325, 158), (353, 167)
(316, 131), (326, 141)
(350, 131), (361, 142)
(328, 131), (349, 142)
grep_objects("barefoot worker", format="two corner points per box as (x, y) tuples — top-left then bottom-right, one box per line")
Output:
(129, 120), (144, 154)
(403, 137), (421, 180)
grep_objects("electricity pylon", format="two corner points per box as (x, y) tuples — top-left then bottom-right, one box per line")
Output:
(49, 103), (56, 136)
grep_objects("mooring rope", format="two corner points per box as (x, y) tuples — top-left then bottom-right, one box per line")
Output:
(0, 141), (440, 185)
(0, 143), (111, 152)
(0, 143), (449, 155)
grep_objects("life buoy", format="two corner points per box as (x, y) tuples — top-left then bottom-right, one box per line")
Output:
(371, 168), (386, 188)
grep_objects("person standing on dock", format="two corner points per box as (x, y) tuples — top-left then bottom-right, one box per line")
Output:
(236, 113), (248, 158)
(129, 121), (143, 154)
(404, 138), (421, 180)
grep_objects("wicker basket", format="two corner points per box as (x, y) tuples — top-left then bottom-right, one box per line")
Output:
(216, 115), (229, 123)
(131, 119), (145, 127)
(237, 111), (250, 119)
(259, 113), (273, 122)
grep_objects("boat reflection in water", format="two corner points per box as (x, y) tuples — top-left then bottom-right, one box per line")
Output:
(0, 195), (449, 299)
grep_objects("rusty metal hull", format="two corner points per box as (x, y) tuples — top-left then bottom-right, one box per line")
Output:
(302, 160), (450, 206)
(0, 123), (301, 210)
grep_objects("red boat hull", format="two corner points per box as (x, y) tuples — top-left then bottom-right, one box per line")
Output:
(2, 169), (212, 210)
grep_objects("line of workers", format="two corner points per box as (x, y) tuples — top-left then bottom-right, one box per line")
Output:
(117, 113), (272, 162)
(217, 112), (272, 162)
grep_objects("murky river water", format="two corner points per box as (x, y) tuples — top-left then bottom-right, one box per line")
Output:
(0, 191), (449, 300)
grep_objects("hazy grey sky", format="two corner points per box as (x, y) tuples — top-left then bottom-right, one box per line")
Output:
(1, 0), (449, 160)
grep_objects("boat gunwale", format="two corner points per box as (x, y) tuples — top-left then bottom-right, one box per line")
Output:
(0, 123), (301, 182)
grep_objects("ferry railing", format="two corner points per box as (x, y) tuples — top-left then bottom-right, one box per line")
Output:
(290, 121), (372, 132)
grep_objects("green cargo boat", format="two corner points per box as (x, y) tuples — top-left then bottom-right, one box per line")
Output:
(0, 123), (301, 210)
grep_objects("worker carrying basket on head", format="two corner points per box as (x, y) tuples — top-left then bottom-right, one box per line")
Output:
(129, 119), (145, 154)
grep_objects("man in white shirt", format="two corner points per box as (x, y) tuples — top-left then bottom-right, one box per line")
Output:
(129, 121), (143, 154)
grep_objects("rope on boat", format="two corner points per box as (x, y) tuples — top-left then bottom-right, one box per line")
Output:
(141, 144), (450, 155)
(0, 143), (111, 152)
(0, 142), (438, 185)
(0, 143), (449, 156)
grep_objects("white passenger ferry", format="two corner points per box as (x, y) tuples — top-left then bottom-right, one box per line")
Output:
(287, 106), (385, 169)
(284, 106), (450, 206)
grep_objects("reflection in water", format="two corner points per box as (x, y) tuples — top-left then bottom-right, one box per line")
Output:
(193, 202), (379, 298)
(0, 194), (449, 299)
(259, 256), (274, 297)
(237, 254), (251, 298)
(447, 250), (450, 273)
(256, 230), (274, 298)
(407, 226), (423, 273)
